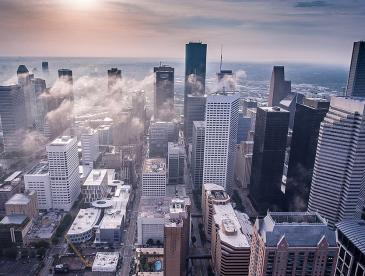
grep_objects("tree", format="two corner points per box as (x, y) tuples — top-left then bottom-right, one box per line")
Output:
(156, 240), (161, 247)
(146, 238), (154, 247)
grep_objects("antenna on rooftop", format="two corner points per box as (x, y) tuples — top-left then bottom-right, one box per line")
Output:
(220, 45), (223, 72)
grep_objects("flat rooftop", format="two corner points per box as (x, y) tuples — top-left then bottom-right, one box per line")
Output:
(268, 212), (326, 224)
(83, 169), (108, 186)
(336, 219), (365, 255)
(92, 252), (119, 272)
(260, 106), (289, 113)
(6, 192), (34, 205)
(0, 215), (28, 225)
(143, 158), (166, 174)
(67, 208), (101, 236)
(50, 136), (74, 146)
(4, 171), (22, 182)
(138, 196), (173, 219)
(210, 190), (229, 201)
(213, 204), (250, 248)
(27, 162), (49, 175)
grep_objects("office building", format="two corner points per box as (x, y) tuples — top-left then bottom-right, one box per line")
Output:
(58, 69), (73, 84)
(249, 212), (338, 276)
(164, 197), (191, 276)
(268, 66), (291, 107)
(0, 85), (26, 153)
(184, 94), (206, 143)
(154, 65), (174, 121)
(285, 98), (330, 211)
(202, 183), (230, 238)
(66, 208), (101, 243)
(242, 99), (257, 116)
(278, 92), (304, 129)
(0, 215), (33, 247)
(246, 107), (257, 133)
(250, 107), (289, 213)
(203, 92), (240, 193)
(58, 69), (74, 102)
(47, 136), (80, 211)
(5, 191), (38, 221)
(42, 61), (49, 73)
(0, 176), (22, 214)
(211, 203), (251, 276)
(149, 121), (178, 157)
(24, 162), (52, 210)
(107, 67), (122, 91)
(32, 78), (48, 133)
(167, 142), (185, 185)
(81, 128), (99, 167)
(81, 169), (108, 204)
(237, 111), (251, 143)
(235, 141), (254, 189)
(336, 219), (365, 276)
(17, 65), (35, 127)
(142, 158), (166, 197)
(308, 97), (365, 228)
(217, 69), (236, 90)
(346, 41), (365, 97)
(191, 121), (205, 191)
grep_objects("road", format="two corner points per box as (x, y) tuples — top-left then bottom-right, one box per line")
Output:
(39, 243), (68, 276)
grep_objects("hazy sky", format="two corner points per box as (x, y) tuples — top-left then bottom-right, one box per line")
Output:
(0, 0), (364, 65)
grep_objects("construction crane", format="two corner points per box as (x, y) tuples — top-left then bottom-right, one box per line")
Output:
(64, 235), (92, 268)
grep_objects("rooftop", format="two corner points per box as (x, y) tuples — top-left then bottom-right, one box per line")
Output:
(27, 162), (48, 175)
(67, 208), (101, 236)
(83, 169), (108, 187)
(138, 196), (173, 219)
(92, 252), (119, 272)
(50, 136), (75, 146)
(0, 215), (28, 225)
(143, 158), (166, 174)
(6, 192), (35, 205)
(4, 171), (22, 182)
(213, 204), (250, 248)
(336, 219), (365, 255)
(261, 106), (289, 113)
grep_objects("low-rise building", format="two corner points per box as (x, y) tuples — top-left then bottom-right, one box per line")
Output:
(0, 215), (33, 247)
(5, 190), (38, 220)
(249, 212), (338, 276)
(142, 158), (166, 197)
(0, 174), (22, 214)
(24, 162), (52, 210)
(66, 208), (101, 243)
(82, 169), (109, 204)
(92, 252), (119, 273)
(135, 248), (164, 276)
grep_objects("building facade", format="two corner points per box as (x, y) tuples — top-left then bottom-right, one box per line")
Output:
(167, 142), (185, 185)
(142, 158), (167, 197)
(154, 65), (174, 121)
(191, 121), (205, 191)
(149, 121), (178, 157)
(346, 41), (365, 97)
(81, 128), (99, 167)
(268, 66), (291, 107)
(5, 191), (38, 221)
(184, 94), (206, 143)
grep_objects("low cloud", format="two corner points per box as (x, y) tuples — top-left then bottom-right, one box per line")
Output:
(295, 1), (330, 8)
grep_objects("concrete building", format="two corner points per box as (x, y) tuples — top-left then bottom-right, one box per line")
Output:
(211, 203), (251, 276)
(0, 215), (33, 247)
(235, 141), (254, 189)
(248, 212), (338, 276)
(97, 124), (113, 145)
(32, 78), (47, 133)
(66, 208), (101, 243)
(336, 219), (365, 276)
(164, 197), (191, 276)
(346, 41), (365, 97)
(246, 107), (257, 134)
(142, 158), (167, 197)
(184, 94), (206, 143)
(242, 99), (257, 116)
(0, 85), (26, 153)
(268, 66), (291, 107)
(5, 191), (38, 221)
(202, 183), (230, 239)
(203, 92), (240, 193)
(250, 107), (289, 213)
(154, 65), (174, 121)
(217, 69), (236, 91)
(167, 142), (185, 185)
(17, 65), (35, 128)
(285, 98), (330, 211)
(92, 252), (120, 273)
(149, 121), (178, 158)
(81, 128), (99, 167)
(24, 162), (52, 210)
(308, 97), (365, 228)
(191, 121), (205, 191)
(82, 169), (108, 204)
(47, 136), (80, 211)
(0, 175), (22, 214)
(237, 111), (251, 143)
(107, 67), (122, 91)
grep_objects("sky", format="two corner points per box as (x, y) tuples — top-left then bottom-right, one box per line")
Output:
(0, 0), (364, 65)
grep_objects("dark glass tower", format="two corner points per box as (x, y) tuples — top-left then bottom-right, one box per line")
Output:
(154, 65), (174, 121)
(285, 98), (330, 211)
(346, 41), (365, 97)
(184, 94), (206, 143)
(250, 106), (289, 213)
(268, 66), (291, 107)
(107, 67), (122, 91)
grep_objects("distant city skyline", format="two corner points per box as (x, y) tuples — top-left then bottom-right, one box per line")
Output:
(0, 0), (364, 65)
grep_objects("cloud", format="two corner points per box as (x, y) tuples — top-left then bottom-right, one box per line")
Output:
(295, 1), (330, 8)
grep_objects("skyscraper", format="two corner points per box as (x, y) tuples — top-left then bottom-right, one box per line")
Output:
(346, 41), (365, 97)
(142, 158), (166, 197)
(32, 78), (47, 133)
(107, 67), (122, 91)
(203, 92), (240, 193)
(191, 121), (205, 191)
(167, 142), (185, 185)
(250, 107), (289, 213)
(58, 68), (74, 102)
(47, 136), (80, 211)
(249, 212), (338, 276)
(17, 65), (35, 127)
(184, 94), (206, 143)
(217, 69), (236, 90)
(237, 111), (251, 143)
(268, 66), (291, 107)
(308, 97), (365, 228)
(285, 98), (330, 211)
(81, 128), (99, 167)
(42, 61), (49, 73)
(149, 121), (178, 158)
(0, 85), (26, 153)
(154, 65), (174, 121)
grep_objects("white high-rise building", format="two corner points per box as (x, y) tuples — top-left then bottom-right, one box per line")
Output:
(203, 92), (240, 193)
(24, 162), (52, 210)
(142, 158), (166, 197)
(308, 97), (365, 228)
(47, 136), (80, 211)
(81, 129), (99, 167)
